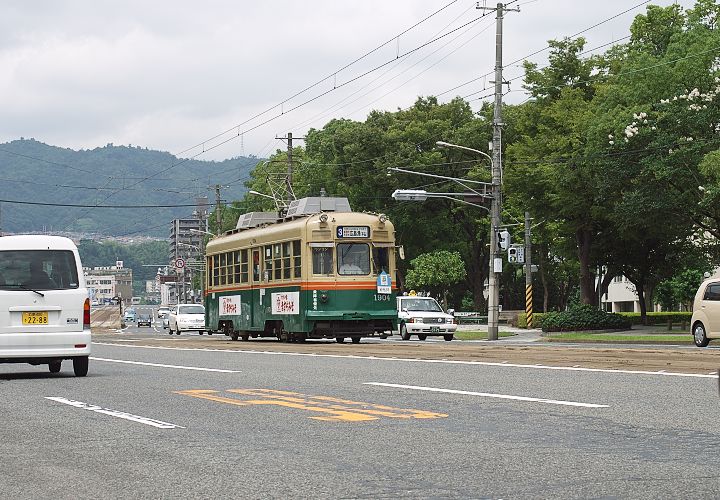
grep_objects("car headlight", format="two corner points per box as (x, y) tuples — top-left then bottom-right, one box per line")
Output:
(409, 318), (423, 324)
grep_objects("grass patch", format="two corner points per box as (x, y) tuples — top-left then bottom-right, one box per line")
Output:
(545, 332), (691, 343)
(454, 331), (515, 341)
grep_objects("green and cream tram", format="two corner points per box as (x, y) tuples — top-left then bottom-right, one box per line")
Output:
(204, 197), (398, 343)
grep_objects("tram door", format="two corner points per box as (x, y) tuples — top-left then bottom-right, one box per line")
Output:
(250, 249), (264, 329)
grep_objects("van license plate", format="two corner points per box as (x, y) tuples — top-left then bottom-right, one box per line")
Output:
(22, 312), (48, 325)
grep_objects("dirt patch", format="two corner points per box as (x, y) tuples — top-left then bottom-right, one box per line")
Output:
(92, 332), (720, 375)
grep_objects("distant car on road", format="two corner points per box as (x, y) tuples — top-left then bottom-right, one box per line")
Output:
(136, 314), (152, 327)
(168, 304), (207, 335)
(123, 309), (136, 323)
(157, 306), (171, 319)
(396, 295), (456, 341)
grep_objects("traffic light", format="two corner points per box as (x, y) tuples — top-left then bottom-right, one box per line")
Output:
(508, 246), (518, 263)
(498, 230), (511, 250)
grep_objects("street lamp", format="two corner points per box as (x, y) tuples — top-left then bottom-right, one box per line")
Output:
(434, 140), (501, 340)
(390, 141), (501, 340)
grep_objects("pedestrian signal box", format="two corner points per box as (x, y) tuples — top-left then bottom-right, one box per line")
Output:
(508, 244), (525, 264)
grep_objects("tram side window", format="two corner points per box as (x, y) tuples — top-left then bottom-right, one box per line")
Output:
(219, 253), (227, 285)
(273, 243), (282, 280)
(264, 245), (273, 281)
(338, 243), (370, 275)
(252, 250), (261, 282)
(292, 240), (301, 278)
(372, 247), (389, 274)
(240, 249), (248, 283)
(212, 255), (219, 286)
(312, 247), (333, 275)
(282, 241), (291, 279)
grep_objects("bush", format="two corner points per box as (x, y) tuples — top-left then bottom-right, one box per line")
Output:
(539, 304), (631, 332)
(517, 312), (546, 328)
(618, 312), (691, 325)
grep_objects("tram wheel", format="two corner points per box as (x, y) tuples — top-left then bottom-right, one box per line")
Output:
(351, 337), (361, 344)
(335, 336), (345, 343)
(231, 330), (239, 341)
(241, 332), (250, 341)
(280, 331), (291, 343)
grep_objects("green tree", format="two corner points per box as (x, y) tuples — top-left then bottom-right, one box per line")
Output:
(405, 250), (467, 309)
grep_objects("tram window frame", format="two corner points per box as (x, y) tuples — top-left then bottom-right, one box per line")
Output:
(273, 243), (282, 280)
(292, 240), (301, 278)
(264, 245), (273, 282)
(219, 252), (227, 285)
(211, 255), (219, 287)
(282, 241), (291, 279)
(337, 243), (370, 276)
(311, 245), (333, 276)
(232, 250), (241, 283)
(240, 249), (249, 283)
(252, 249), (261, 282)
(372, 246), (390, 274)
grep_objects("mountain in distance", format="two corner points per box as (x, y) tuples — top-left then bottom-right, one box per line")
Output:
(0, 138), (260, 237)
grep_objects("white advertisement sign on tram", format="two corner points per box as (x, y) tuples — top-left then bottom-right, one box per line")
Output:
(220, 295), (242, 315)
(271, 291), (300, 315)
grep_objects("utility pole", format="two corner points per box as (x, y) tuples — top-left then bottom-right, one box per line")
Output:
(215, 184), (222, 236)
(477, 2), (517, 340)
(524, 211), (533, 328)
(275, 133), (305, 206)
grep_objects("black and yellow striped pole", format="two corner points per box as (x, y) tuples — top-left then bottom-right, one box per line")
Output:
(524, 212), (533, 328)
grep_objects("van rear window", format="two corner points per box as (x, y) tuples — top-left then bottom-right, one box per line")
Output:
(0, 250), (79, 290)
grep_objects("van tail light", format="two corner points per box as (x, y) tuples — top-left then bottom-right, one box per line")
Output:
(83, 298), (91, 330)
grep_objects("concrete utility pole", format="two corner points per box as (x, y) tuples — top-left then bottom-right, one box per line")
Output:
(478, 2), (518, 340)
(215, 184), (222, 236)
(275, 133), (306, 206)
(524, 211), (533, 328)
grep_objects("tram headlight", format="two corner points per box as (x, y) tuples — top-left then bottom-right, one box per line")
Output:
(319, 213), (329, 224)
(378, 213), (387, 224)
(320, 292), (329, 303)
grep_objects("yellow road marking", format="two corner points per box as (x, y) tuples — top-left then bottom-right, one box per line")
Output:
(175, 388), (447, 422)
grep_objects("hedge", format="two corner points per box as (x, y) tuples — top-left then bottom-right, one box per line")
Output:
(538, 305), (632, 332)
(518, 310), (691, 329)
(618, 312), (692, 325)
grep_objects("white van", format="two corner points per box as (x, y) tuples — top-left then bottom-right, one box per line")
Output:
(0, 235), (91, 376)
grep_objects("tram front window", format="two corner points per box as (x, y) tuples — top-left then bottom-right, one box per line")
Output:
(338, 243), (370, 275)
(312, 247), (333, 275)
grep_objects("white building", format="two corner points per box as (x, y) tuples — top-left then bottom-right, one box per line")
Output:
(86, 274), (117, 304)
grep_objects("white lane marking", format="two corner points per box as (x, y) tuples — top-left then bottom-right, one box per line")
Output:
(91, 342), (718, 379)
(45, 397), (184, 429)
(90, 357), (241, 373)
(364, 382), (609, 408)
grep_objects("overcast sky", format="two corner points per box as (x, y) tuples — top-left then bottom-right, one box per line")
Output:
(0, 0), (697, 162)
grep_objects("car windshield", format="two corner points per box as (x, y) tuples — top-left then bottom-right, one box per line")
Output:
(401, 298), (443, 312)
(178, 305), (204, 315)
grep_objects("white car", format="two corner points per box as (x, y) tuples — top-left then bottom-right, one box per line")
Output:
(157, 306), (171, 319)
(691, 277), (720, 347)
(168, 304), (207, 335)
(396, 295), (456, 341)
(0, 235), (91, 376)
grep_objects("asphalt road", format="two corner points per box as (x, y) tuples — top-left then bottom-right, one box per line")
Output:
(2, 320), (719, 499)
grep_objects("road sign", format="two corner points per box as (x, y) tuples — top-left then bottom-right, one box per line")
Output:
(174, 257), (186, 269)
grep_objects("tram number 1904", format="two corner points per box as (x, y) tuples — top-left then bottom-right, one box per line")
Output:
(373, 294), (391, 302)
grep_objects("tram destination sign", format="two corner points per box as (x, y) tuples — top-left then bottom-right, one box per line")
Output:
(336, 226), (370, 238)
